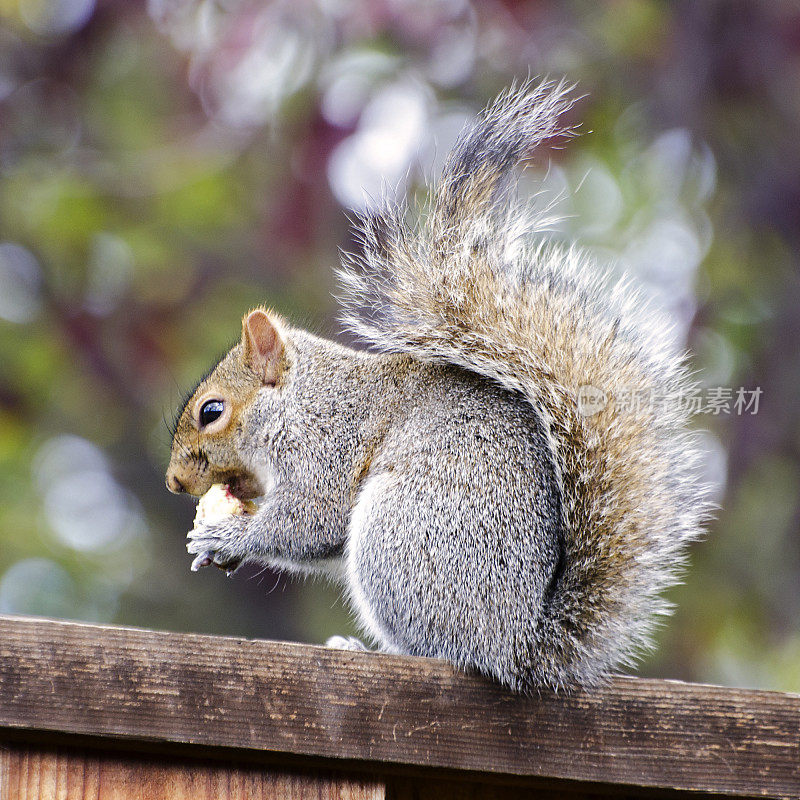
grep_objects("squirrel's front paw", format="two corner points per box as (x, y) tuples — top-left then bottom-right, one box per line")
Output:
(187, 520), (246, 575)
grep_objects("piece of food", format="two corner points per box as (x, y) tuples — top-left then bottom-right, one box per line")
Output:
(190, 483), (256, 573)
(193, 483), (256, 526)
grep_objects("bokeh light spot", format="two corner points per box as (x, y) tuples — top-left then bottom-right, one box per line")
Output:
(19, 0), (96, 36)
(0, 243), (43, 323)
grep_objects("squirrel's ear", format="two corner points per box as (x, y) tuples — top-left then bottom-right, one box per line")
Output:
(242, 309), (285, 386)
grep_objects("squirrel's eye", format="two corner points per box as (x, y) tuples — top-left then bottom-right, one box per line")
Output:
(199, 399), (225, 428)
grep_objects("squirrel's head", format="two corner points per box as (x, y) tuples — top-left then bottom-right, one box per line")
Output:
(165, 307), (287, 499)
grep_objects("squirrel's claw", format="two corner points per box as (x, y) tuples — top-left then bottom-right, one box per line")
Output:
(190, 551), (214, 571)
(187, 519), (246, 575)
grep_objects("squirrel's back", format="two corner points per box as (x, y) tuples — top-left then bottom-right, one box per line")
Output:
(338, 81), (711, 689)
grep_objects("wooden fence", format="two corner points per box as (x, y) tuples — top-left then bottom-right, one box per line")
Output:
(0, 616), (798, 799)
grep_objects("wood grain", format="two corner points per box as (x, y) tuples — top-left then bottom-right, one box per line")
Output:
(0, 743), (385, 800)
(0, 616), (798, 798)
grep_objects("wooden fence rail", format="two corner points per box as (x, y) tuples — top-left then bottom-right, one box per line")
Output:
(0, 615), (798, 799)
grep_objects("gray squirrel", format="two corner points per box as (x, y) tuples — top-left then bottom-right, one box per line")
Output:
(166, 81), (710, 691)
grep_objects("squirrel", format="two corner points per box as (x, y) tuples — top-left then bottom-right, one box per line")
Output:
(166, 81), (710, 691)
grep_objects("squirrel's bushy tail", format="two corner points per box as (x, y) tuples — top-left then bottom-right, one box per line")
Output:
(338, 81), (710, 689)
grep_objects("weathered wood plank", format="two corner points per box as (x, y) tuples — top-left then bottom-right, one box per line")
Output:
(0, 743), (385, 800)
(384, 776), (642, 799)
(0, 616), (798, 799)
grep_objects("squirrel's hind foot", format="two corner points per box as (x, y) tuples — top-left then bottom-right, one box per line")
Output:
(325, 635), (370, 652)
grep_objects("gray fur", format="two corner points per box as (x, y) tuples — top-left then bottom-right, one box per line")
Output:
(178, 81), (710, 691)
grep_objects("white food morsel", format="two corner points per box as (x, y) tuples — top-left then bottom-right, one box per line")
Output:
(189, 484), (256, 573)
(194, 483), (254, 526)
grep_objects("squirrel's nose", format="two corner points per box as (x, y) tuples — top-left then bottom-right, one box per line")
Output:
(166, 473), (185, 494)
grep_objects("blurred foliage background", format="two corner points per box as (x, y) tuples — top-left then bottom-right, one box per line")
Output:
(0, 0), (799, 692)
